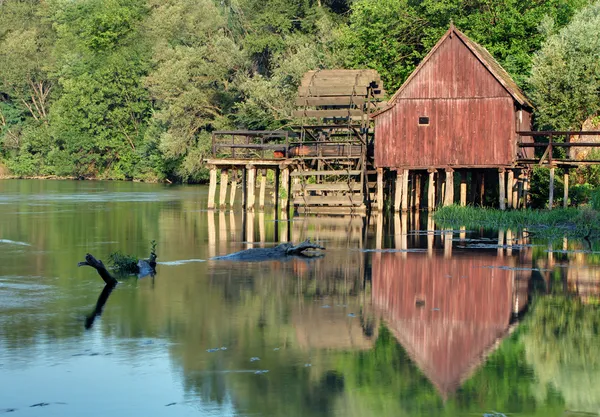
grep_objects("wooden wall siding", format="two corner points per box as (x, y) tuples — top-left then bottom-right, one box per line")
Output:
(375, 97), (515, 167)
(371, 252), (518, 396)
(373, 29), (531, 169)
(398, 35), (509, 100)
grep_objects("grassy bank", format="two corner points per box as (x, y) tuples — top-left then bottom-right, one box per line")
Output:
(434, 205), (599, 239)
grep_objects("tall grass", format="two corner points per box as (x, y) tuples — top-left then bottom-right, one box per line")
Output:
(434, 205), (599, 238)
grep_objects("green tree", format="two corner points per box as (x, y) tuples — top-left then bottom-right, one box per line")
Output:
(49, 0), (152, 179)
(529, 1), (600, 130)
(144, 0), (245, 182)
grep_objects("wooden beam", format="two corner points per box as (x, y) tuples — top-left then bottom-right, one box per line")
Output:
(376, 168), (384, 211)
(498, 169), (506, 211)
(506, 170), (514, 209)
(427, 169), (435, 211)
(290, 170), (362, 177)
(259, 169), (267, 210)
(523, 170), (529, 209)
(208, 166), (217, 210)
(444, 169), (454, 206)
(512, 170), (519, 209)
(394, 170), (402, 212)
(549, 167), (555, 210)
(295, 96), (367, 106)
(414, 173), (421, 210)
(292, 109), (366, 119)
(293, 195), (365, 206)
(219, 169), (229, 208)
(292, 183), (363, 192)
(401, 169), (409, 211)
(280, 167), (290, 212)
(563, 170), (569, 208)
(230, 171), (238, 208)
(460, 171), (467, 206)
(246, 165), (256, 211)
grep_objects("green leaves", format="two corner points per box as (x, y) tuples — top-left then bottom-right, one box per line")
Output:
(529, 1), (600, 130)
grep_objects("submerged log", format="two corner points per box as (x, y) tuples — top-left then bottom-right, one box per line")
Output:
(212, 239), (325, 261)
(78, 253), (118, 286)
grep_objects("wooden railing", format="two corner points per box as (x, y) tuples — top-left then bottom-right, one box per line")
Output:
(211, 130), (293, 159)
(517, 131), (600, 165)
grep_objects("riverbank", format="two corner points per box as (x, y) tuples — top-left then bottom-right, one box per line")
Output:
(434, 205), (600, 239)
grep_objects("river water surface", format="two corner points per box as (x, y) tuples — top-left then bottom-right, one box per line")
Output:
(1, 180), (599, 417)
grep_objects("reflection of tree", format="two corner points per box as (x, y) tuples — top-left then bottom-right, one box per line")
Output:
(331, 325), (564, 417)
(84, 284), (115, 329)
(524, 296), (600, 413)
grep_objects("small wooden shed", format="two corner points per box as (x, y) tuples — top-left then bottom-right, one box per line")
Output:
(372, 24), (533, 169)
(370, 25), (534, 210)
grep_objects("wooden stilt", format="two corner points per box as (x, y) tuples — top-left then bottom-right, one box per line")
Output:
(444, 169), (454, 206)
(549, 167), (555, 210)
(506, 170), (514, 209)
(376, 168), (384, 211)
(512, 170), (519, 209)
(230, 170), (238, 208)
(563, 170), (569, 208)
(479, 172), (485, 206)
(401, 169), (409, 212)
(436, 171), (445, 207)
(219, 169), (229, 208)
(280, 167), (290, 212)
(208, 165), (217, 210)
(498, 169), (506, 210)
(523, 170), (530, 209)
(415, 173), (422, 210)
(259, 169), (267, 210)
(274, 168), (280, 210)
(460, 171), (467, 206)
(427, 169), (435, 211)
(246, 165), (256, 211)
(242, 169), (247, 210)
(394, 170), (402, 212)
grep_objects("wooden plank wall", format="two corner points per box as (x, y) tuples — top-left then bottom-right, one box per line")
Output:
(374, 33), (522, 168)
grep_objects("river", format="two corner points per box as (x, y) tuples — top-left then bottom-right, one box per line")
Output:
(0, 180), (599, 417)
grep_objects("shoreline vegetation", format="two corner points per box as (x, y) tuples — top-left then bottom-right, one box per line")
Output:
(434, 205), (600, 239)
(1, 0), (598, 185)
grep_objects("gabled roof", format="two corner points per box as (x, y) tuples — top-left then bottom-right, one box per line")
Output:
(372, 24), (533, 118)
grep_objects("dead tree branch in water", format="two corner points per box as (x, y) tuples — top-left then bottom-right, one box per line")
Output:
(212, 239), (325, 261)
(85, 284), (115, 329)
(78, 253), (118, 286)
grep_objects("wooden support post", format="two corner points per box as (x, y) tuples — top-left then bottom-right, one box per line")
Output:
(230, 170), (238, 208)
(415, 173), (422, 210)
(242, 169), (247, 210)
(376, 168), (384, 211)
(219, 169), (229, 208)
(274, 168), (280, 210)
(444, 169), (454, 206)
(498, 169), (506, 211)
(479, 172), (485, 206)
(549, 167), (555, 210)
(401, 169), (409, 212)
(512, 170), (519, 209)
(459, 171), (467, 206)
(208, 165), (217, 210)
(506, 170), (514, 209)
(246, 165), (256, 211)
(563, 170), (569, 208)
(394, 170), (402, 212)
(523, 170), (530, 209)
(436, 171), (445, 207)
(280, 167), (290, 212)
(259, 169), (267, 210)
(427, 169), (435, 211)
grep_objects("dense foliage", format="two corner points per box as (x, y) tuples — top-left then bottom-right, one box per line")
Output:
(0, 0), (596, 182)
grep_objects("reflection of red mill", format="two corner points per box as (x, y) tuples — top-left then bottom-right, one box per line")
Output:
(372, 251), (530, 398)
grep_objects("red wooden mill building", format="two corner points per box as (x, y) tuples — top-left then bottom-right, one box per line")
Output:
(371, 24), (534, 211)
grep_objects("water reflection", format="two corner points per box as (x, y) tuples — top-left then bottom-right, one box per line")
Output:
(2, 180), (600, 416)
